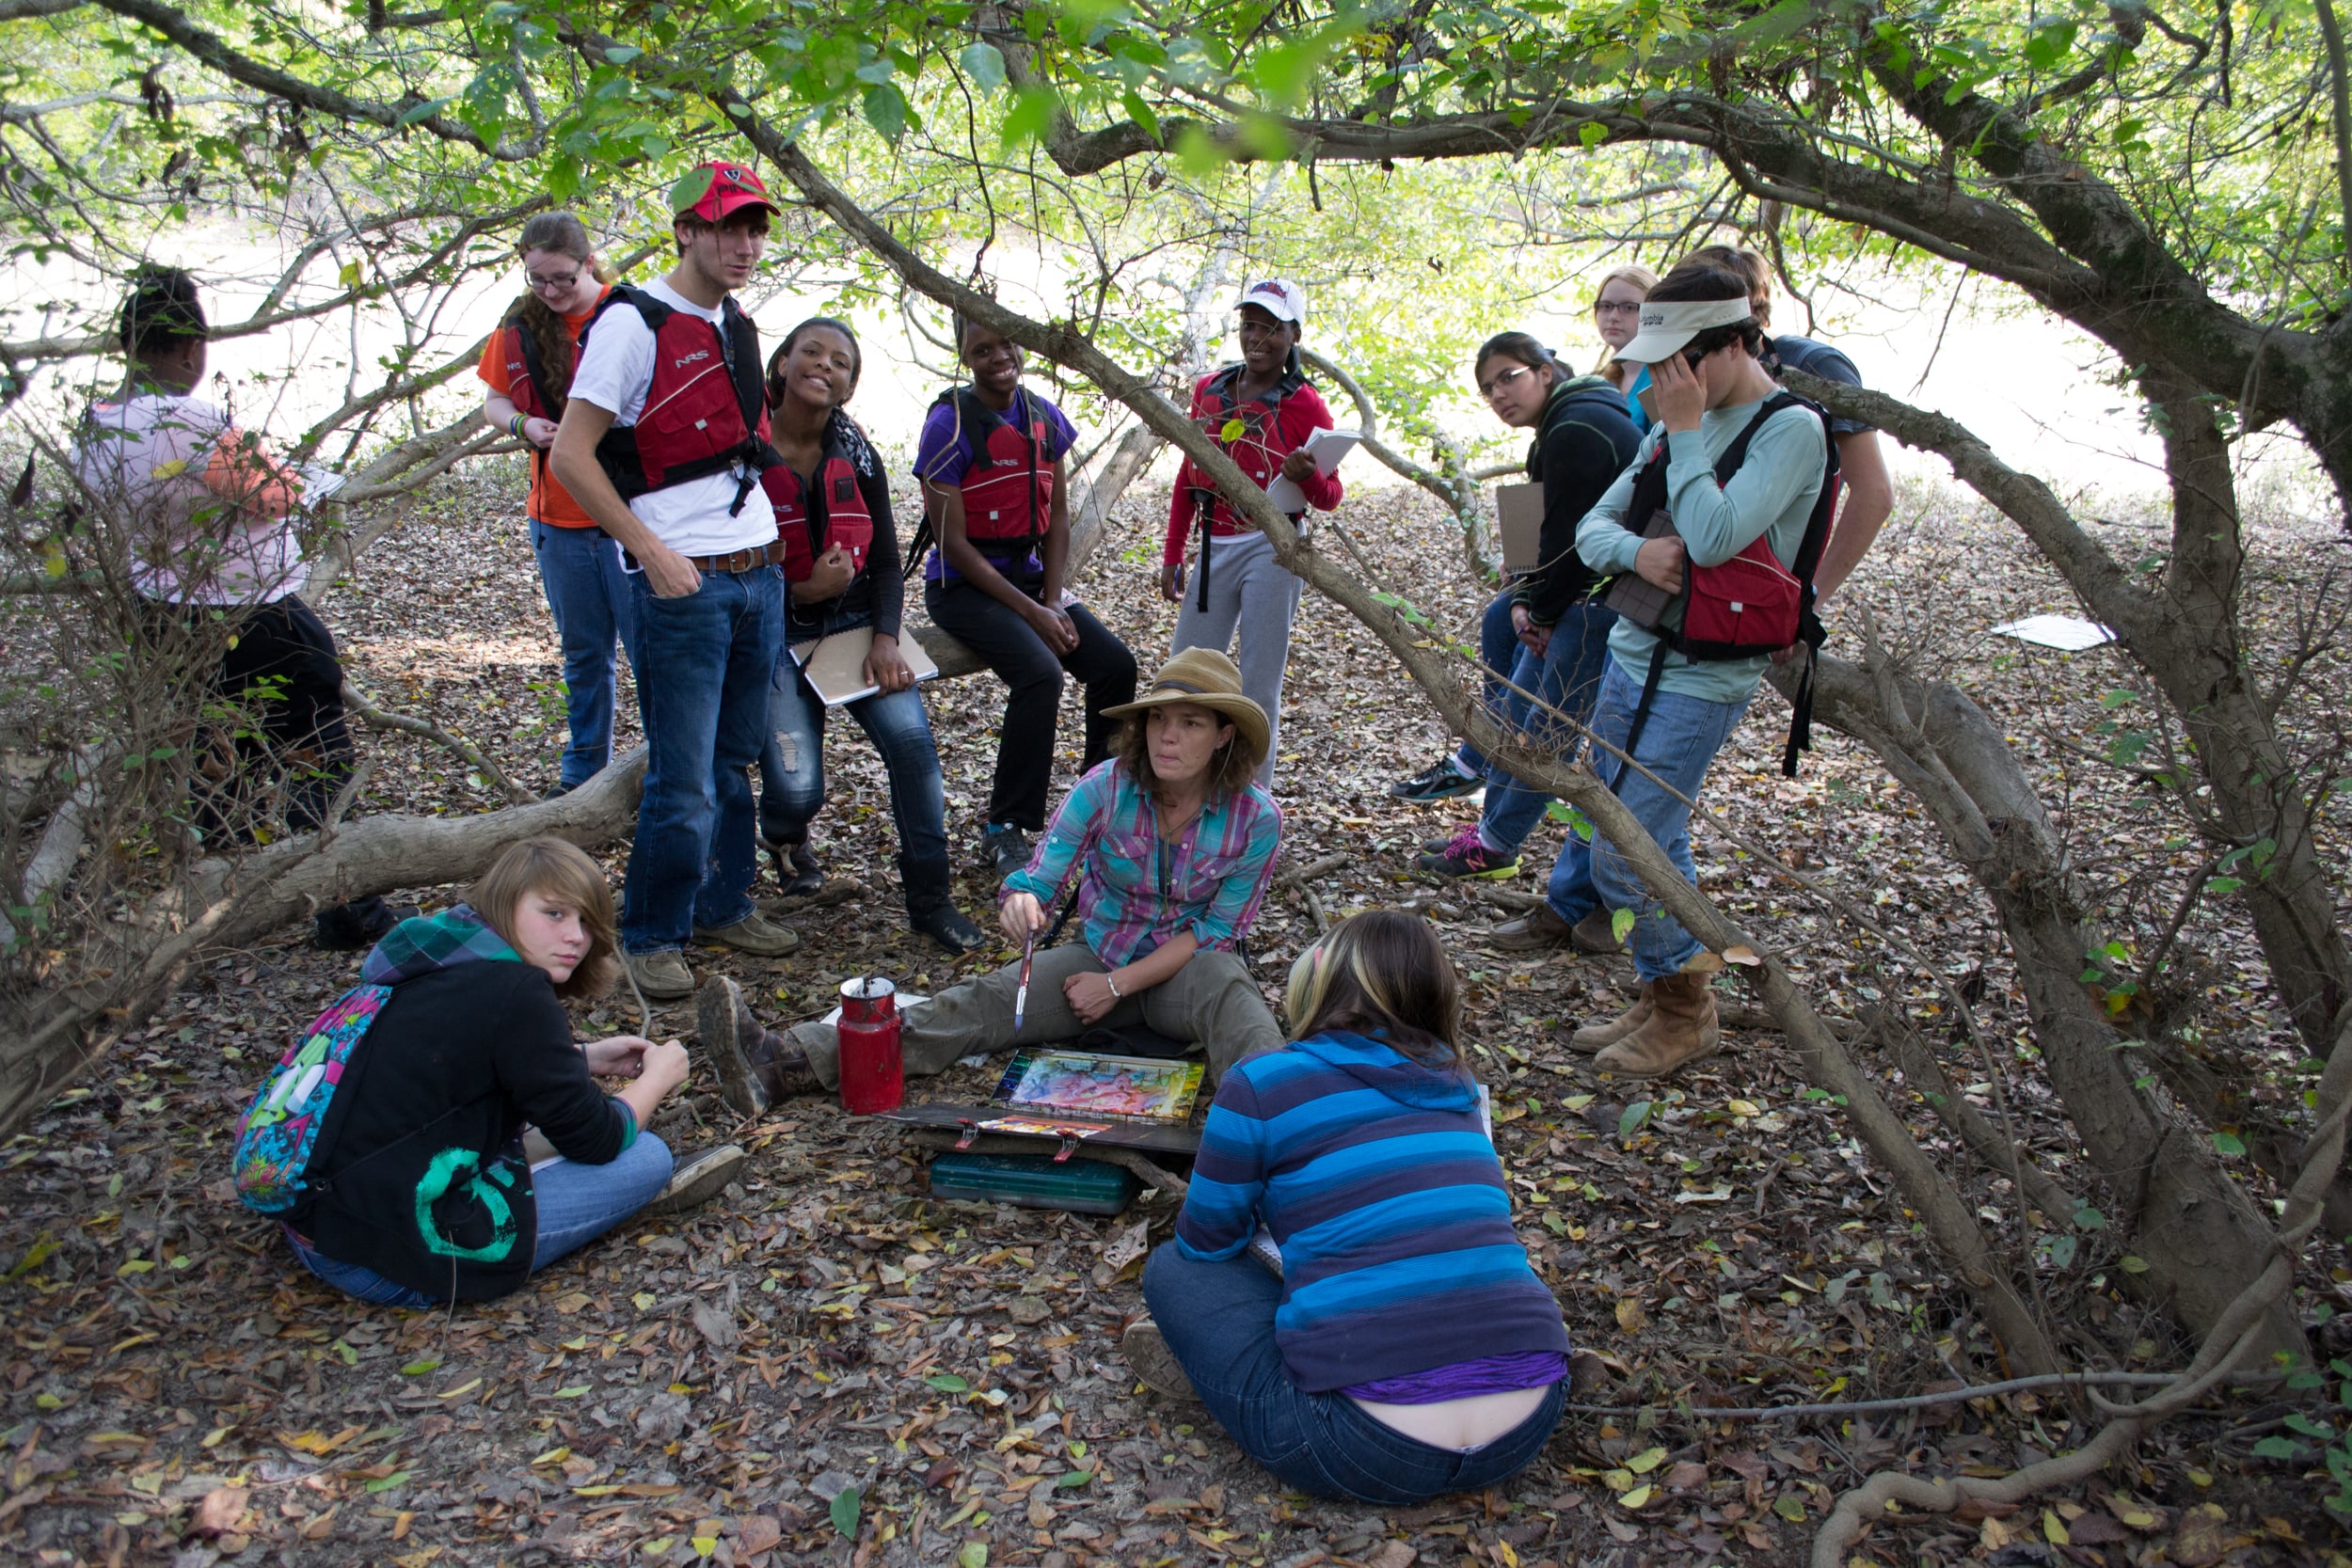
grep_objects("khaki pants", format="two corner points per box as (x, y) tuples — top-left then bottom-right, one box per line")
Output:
(785, 944), (1283, 1089)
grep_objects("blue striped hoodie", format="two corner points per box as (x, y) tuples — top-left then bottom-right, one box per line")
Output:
(1174, 1030), (1569, 1391)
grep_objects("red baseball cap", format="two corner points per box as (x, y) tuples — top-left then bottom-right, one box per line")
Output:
(670, 161), (779, 223)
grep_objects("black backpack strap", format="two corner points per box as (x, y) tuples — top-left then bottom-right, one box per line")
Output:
(719, 297), (773, 517)
(1609, 641), (1674, 796)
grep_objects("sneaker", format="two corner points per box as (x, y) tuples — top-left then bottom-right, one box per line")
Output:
(693, 911), (800, 957)
(1390, 756), (1483, 803)
(977, 823), (1032, 878)
(313, 896), (422, 951)
(1120, 1319), (1199, 1402)
(648, 1144), (746, 1214)
(913, 903), (988, 955)
(627, 948), (695, 1000)
(1413, 824), (1520, 881)
(765, 837), (823, 898)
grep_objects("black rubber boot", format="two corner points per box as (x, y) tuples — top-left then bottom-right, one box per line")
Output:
(902, 853), (985, 954)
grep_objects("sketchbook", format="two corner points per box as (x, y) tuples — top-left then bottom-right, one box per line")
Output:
(1496, 483), (1545, 575)
(1264, 426), (1362, 514)
(882, 1048), (1208, 1158)
(792, 626), (941, 707)
(1597, 508), (1680, 632)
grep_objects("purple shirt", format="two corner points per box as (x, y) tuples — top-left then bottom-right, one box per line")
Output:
(1002, 759), (1280, 969)
(1343, 1350), (1568, 1405)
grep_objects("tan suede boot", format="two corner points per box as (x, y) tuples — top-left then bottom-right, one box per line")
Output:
(1593, 972), (1721, 1078)
(1564, 983), (1654, 1053)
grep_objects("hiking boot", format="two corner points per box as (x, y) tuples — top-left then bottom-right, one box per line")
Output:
(913, 903), (987, 955)
(694, 974), (810, 1117)
(1390, 755), (1483, 803)
(977, 822), (1033, 879)
(649, 1144), (747, 1213)
(1594, 972), (1722, 1079)
(765, 836), (823, 898)
(1486, 903), (1575, 951)
(1570, 907), (1626, 955)
(1120, 1319), (1199, 1402)
(627, 948), (695, 1001)
(1565, 983), (1654, 1053)
(1414, 824), (1519, 881)
(693, 911), (800, 957)
(313, 895), (421, 951)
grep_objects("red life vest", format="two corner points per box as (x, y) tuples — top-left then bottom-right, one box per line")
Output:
(764, 438), (875, 585)
(498, 312), (566, 421)
(909, 388), (1057, 585)
(580, 285), (775, 515)
(1602, 389), (1839, 777)
(952, 389), (1054, 546)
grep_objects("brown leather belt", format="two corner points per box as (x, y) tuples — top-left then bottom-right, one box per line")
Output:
(693, 541), (787, 574)
(648, 541), (787, 574)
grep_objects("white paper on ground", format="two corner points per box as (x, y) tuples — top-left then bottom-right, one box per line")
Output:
(1990, 613), (2117, 651)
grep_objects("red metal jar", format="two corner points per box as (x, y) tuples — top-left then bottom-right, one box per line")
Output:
(836, 976), (903, 1115)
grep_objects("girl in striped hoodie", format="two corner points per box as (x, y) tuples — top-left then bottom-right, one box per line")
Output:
(1127, 910), (1570, 1502)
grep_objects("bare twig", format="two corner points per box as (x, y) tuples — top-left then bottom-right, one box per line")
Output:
(339, 679), (538, 806)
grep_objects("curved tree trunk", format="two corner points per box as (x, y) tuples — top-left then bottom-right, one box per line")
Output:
(1784, 653), (2308, 1361)
(1783, 368), (2352, 1060)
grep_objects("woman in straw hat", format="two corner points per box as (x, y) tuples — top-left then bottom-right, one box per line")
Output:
(701, 647), (1286, 1109)
(1120, 909), (1570, 1500)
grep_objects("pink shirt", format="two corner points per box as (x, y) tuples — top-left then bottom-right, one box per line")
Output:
(71, 392), (304, 605)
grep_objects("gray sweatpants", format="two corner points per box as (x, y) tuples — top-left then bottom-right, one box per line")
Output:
(783, 944), (1284, 1089)
(1171, 530), (1301, 790)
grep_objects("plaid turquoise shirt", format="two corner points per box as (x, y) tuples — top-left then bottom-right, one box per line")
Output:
(1004, 760), (1282, 969)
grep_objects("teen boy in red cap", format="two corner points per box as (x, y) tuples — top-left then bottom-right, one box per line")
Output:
(550, 161), (798, 1000)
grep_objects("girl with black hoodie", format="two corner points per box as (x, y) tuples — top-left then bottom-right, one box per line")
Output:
(269, 838), (739, 1306)
(1407, 332), (1641, 898)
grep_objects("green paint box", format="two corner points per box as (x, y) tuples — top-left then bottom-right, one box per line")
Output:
(928, 1151), (1137, 1216)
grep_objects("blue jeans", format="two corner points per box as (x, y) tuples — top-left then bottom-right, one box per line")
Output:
(284, 1134), (675, 1307)
(758, 611), (953, 915)
(622, 566), (784, 954)
(1142, 1246), (1565, 1505)
(530, 520), (644, 789)
(1452, 589), (1522, 778)
(1479, 601), (1617, 850)
(1544, 657), (1752, 979)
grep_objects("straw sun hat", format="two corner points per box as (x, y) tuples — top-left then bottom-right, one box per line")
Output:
(1101, 647), (1270, 772)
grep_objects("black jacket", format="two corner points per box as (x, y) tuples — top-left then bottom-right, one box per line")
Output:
(293, 942), (633, 1301)
(1513, 375), (1644, 627)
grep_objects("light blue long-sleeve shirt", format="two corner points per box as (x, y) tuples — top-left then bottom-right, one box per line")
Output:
(1574, 395), (1827, 703)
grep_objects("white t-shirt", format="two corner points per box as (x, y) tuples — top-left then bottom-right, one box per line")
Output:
(566, 277), (778, 559)
(69, 392), (305, 605)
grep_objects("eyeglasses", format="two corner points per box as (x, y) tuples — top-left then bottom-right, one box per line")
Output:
(1477, 364), (1537, 401)
(1593, 299), (1643, 317)
(525, 270), (581, 293)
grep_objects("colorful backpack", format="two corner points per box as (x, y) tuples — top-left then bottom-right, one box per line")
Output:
(230, 983), (390, 1214)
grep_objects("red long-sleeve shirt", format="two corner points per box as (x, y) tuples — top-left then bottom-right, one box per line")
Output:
(1162, 367), (1345, 566)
